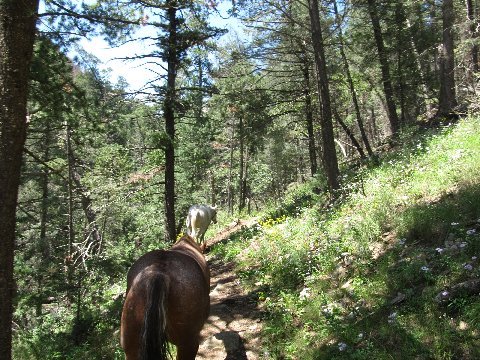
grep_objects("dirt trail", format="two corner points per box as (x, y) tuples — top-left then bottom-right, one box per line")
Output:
(196, 219), (264, 360)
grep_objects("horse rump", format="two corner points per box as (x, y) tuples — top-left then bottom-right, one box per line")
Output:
(121, 237), (210, 360)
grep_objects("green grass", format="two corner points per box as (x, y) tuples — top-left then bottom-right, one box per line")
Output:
(218, 116), (480, 359)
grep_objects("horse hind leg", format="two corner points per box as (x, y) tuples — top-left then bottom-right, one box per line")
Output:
(199, 231), (206, 251)
(176, 339), (200, 360)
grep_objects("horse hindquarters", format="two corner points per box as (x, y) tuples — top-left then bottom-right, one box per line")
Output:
(121, 272), (170, 360)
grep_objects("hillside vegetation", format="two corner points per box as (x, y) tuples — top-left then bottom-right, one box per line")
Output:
(211, 116), (480, 359)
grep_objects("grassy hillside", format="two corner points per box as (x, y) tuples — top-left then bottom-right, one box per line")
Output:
(211, 116), (480, 359)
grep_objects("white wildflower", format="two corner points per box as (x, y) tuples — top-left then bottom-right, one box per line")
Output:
(467, 229), (476, 236)
(421, 266), (430, 272)
(435, 247), (444, 254)
(451, 150), (463, 160)
(464, 264), (473, 271)
(451, 222), (460, 226)
(299, 287), (311, 300)
(338, 342), (347, 351)
(322, 306), (333, 316)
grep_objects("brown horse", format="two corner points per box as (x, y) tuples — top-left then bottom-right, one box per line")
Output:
(120, 235), (210, 360)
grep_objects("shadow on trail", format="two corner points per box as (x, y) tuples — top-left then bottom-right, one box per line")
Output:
(215, 331), (248, 360)
(200, 291), (262, 360)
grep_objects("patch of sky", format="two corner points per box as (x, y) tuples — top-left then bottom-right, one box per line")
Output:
(39, 0), (247, 93)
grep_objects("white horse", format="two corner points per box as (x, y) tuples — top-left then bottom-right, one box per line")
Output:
(185, 205), (217, 250)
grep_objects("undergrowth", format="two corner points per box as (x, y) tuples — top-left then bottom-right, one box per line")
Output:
(217, 117), (480, 359)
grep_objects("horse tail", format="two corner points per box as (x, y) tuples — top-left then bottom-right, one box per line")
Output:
(140, 274), (169, 360)
(186, 213), (192, 236)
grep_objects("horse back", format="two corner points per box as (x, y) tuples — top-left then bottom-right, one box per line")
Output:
(123, 241), (210, 346)
(126, 247), (209, 302)
(171, 236), (210, 286)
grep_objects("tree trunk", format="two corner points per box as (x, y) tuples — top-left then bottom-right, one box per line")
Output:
(465, 0), (479, 78)
(300, 50), (318, 176)
(65, 120), (76, 300)
(238, 115), (245, 212)
(406, 18), (435, 115)
(333, 0), (373, 158)
(39, 120), (51, 260)
(35, 118), (51, 321)
(370, 106), (379, 145)
(242, 146), (250, 213)
(210, 171), (216, 206)
(164, 4), (178, 242)
(0, 2), (38, 358)
(395, 2), (407, 124)
(227, 118), (235, 215)
(296, 137), (306, 182)
(437, 0), (458, 118)
(307, 0), (340, 193)
(71, 164), (102, 254)
(366, 0), (400, 135)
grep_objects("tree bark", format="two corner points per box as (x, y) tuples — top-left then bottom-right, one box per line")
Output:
(406, 18), (435, 115)
(65, 120), (76, 300)
(238, 115), (245, 212)
(227, 118), (235, 215)
(307, 0), (340, 193)
(210, 171), (216, 206)
(437, 0), (458, 118)
(0, 2), (38, 358)
(164, 4), (178, 243)
(333, 0), (372, 158)
(36, 119), (51, 320)
(465, 0), (478, 78)
(395, 2), (407, 124)
(300, 50), (318, 176)
(39, 120), (51, 260)
(71, 163), (102, 254)
(366, 0), (400, 134)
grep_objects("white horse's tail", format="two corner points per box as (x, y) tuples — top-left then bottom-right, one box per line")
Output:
(190, 223), (199, 240)
(186, 214), (192, 236)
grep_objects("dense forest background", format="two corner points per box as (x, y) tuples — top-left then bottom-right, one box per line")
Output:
(1, 0), (480, 359)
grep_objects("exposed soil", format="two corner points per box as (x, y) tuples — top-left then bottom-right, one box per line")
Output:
(196, 219), (265, 360)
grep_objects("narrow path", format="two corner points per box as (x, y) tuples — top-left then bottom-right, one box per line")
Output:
(196, 219), (264, 360)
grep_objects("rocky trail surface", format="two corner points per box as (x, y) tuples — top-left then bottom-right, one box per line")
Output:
(196, 219), (265, 360)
